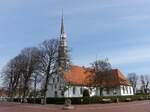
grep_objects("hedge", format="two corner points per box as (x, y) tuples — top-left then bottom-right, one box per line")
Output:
(12, 94), (150, 104)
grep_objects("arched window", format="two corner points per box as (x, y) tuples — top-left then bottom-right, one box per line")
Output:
(123, 86), (125, 94)
(126, 86), (128, 94)
(73, 87), (76, 95)
(54, 91), (57, 97)
(129, 87), (132, 94)
(80, 87), (83, 94)
(106, 88), (110, 94)
(57, 77), (59, 82)
(53, 78), (55, 83)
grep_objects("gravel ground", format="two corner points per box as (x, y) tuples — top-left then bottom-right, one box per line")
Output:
(0, 100), (150, 112)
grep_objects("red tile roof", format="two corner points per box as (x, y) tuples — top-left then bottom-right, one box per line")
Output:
(63, 65), (131, 87)
(101, 69), (131, 87)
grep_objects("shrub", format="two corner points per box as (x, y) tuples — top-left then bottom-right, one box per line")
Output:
(46, 97), (66, 104)
(27, 98), (41, 104)
(12, 94), (150, 104)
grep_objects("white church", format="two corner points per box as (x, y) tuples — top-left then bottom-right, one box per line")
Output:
(46, 14), (134, 98)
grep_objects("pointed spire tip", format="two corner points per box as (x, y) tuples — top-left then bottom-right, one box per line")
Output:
(60, 9), (64, 34)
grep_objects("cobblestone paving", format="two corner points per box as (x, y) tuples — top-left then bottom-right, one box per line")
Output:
(0, 100), (150, 112)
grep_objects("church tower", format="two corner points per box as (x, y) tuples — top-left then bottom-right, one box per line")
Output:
(57, 12), (69, 71)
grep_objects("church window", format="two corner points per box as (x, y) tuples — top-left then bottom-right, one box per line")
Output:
(57, 77), (59, 82)
(126, 86), (128, 94)
(54, 91), (57, 97)
(106, 88), (110, 94)
(51, 85), (53, 90)
(73, 87), (76, 95)
(129, 87), (132, 94)
(123, 86), (125, 94)
(80, 87), (83, 94)
(55, 84), (57, 89)
(53, 78), (55, 83)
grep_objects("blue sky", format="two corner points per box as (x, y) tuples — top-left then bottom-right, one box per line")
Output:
(1, 0), (150, 77)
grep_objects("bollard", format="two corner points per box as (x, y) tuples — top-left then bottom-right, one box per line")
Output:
(62, 99), (74, 110)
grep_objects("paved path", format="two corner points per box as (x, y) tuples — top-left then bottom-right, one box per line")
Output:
(0, 100), (150, 112)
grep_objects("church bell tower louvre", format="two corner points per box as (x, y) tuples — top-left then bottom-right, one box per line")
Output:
(57, 11), (69, 71)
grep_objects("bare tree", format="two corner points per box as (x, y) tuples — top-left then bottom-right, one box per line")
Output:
(30, 72), (43, 103)
(140, 74), (149, 94)
(92, 58), (111, 72)
(91, 58), (112, 96)
(2, 55), (22, 101)
(39, 39), (58, 104)
(127, 73), (138, 93)
(18, 47), (41, 102)
(1, 39), (58, 103)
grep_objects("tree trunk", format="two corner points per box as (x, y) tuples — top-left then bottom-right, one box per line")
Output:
(42, 73), (49, 104)
(34, 75), (37, 104)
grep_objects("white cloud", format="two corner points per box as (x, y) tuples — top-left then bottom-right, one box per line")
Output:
(109, 45), (150, 65)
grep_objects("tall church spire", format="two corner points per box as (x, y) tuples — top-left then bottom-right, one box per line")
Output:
(58, 11), (69, 71)
(60, 10), (64, 34)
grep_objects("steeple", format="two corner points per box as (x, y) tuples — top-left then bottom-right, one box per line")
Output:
(57, 11), (69, 71)
(60, 11), (64, 34)
(60, 10), (67, 41)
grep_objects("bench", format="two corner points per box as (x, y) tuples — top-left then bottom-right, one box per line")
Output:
(125, 98), (132, 102)
(102, 98), (111, 103)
